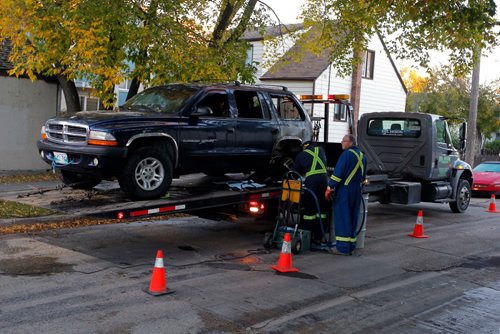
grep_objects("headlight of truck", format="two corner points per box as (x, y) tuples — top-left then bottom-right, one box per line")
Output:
(41, 125), (47, 140)
(88, 130), (118, 146)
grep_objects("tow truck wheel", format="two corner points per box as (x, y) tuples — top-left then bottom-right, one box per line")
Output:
(263, 232), (273, 249)
(449, 179), (471, 213)
(119, 146), (172, 200)
(291, 238), (302, 254)
(57, 170), (101, 190)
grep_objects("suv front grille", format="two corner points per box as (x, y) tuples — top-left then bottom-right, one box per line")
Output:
(46, 121), (88, 144)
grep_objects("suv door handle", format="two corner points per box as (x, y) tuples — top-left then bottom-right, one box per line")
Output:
(227, 127), (235, 133)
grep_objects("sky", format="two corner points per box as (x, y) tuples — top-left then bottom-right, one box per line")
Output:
(261, 0), (500, 85)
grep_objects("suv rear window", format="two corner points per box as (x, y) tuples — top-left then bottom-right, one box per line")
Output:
(367, 118), (421, 138)
(270, 94), (304, 121)
(234, 91), (266, 119)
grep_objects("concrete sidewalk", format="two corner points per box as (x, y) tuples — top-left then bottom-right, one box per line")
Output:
(0, 180), (62, 193)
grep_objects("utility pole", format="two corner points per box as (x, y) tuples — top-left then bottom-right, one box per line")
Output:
(465, 46), (481, 167)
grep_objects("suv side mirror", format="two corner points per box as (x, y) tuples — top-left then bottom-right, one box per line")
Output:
(458, 122), (467, 150)
(192, 106), (212, 117)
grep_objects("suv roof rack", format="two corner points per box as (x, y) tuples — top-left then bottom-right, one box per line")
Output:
(253, 84), (288, 91)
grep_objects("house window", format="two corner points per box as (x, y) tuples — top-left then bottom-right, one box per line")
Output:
(79, 95), (103, 111)
(362, 50), (375, 79)
(245, 45), (254, 66)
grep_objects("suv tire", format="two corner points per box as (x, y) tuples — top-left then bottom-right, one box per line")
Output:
(119, 146), (172, 200)
(58, 170), (101, 190)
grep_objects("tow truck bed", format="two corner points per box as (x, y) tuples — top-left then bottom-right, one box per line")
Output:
(1, 173), (281, 219)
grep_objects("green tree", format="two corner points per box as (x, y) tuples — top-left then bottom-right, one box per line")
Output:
(406, 66), (500, 141)
(298, 0), (498, 127)
(0, 0), (270, 111)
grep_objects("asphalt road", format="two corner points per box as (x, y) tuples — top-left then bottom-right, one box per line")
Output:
(1, 197), (499, 333)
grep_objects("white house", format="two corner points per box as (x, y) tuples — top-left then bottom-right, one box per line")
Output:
(0, 40), (59, 171)
(244, 24), (408, 143)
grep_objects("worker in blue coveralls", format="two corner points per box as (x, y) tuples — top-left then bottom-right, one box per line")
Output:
(325, 134), (366, 256)
(293, 141), (329, 245)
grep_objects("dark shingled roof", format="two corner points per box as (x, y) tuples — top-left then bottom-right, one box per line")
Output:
(0, 39), (13, 71)
(260, 44), (330, 81)
(243, 23), (304, 41)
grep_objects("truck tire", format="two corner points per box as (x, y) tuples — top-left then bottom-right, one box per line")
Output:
(118, 146), (172, 200)
(449, 179), (471, 213)
(57, 170), (101, 190)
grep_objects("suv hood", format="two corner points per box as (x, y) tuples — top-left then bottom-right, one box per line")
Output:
(49, 111), (181, 129)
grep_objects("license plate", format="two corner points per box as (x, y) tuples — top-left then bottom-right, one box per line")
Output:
(53, 152), (69, 165)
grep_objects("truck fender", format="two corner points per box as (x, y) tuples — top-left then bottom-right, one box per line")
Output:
(450, 161), (473, 199)
(126, 133), (179, 168)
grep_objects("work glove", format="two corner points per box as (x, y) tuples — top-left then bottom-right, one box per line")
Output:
(325, 187), (332, 201)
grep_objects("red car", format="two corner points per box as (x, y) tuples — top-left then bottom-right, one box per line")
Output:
(472, 161), (500, 195)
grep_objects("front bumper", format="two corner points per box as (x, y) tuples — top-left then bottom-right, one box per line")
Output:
(37, 140), (128, 178)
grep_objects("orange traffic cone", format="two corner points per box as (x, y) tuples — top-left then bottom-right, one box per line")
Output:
(487, 194), (499, 213)
(408, 209), (429, 238)
(145, 250), (174, 296)
(271, 232), (298, 273)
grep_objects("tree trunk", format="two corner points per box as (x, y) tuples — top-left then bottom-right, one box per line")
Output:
(57, 75), (81, 113)
(224, 0), (257, 46)
(465, 45), (481, 167)
(211, 0), (245, 47)
(126, 77), (141, 101)
(350, 48), (363, 132)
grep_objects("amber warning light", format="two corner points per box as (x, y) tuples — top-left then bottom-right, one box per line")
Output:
(299, 94), (350, 101)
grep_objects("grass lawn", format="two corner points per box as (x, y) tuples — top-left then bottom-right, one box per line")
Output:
(0, 199), (57, 219)
(0, 171), (58, 184)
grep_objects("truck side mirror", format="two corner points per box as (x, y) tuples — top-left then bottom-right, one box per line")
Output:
(458, 122), (467, 150)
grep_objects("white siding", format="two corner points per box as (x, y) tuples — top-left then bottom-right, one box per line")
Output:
(359, 36), (407, 118)
(0, 77), (58, 170)
(313, 67), (351, 143)
(250, 33), (297, 82)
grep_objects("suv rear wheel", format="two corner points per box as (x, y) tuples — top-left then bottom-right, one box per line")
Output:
(119, 146), (172, 200)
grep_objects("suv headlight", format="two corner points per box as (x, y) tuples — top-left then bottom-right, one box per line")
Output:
(41, 125), (47, 140)
(88, 130), (118, 146)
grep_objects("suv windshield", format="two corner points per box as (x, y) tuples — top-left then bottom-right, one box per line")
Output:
(122, 86), (198, 113)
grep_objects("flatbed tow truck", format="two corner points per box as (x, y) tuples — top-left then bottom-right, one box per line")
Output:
(0, 173), (281, 220)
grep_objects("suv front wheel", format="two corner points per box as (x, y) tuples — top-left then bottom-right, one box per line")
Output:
(119, 146), (172, 200)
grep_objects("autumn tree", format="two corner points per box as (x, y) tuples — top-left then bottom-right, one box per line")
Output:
(298, 0), (499, 126)
(406, 66), (500, 150)
(0, 0), (271, 111)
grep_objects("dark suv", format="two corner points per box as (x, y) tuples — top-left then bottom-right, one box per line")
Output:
(37, 83), (313, 199)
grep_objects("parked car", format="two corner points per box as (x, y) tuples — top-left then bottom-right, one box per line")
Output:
(37, 83), (313, 200)
(472, 161), (500, 195)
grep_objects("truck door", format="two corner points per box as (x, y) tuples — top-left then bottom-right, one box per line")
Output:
(178, 90), (236, 170)
(232, 90), (276, 170)
(433, 118), (458, 179)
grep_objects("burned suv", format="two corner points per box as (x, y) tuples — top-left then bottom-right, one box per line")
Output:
(37, 83), (313, 199)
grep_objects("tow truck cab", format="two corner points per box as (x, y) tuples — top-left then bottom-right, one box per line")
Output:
(358, 112), (473, 213)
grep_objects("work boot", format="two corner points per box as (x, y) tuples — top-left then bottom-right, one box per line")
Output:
(351, 249), (362, 257)
(328, 248), (350, 256)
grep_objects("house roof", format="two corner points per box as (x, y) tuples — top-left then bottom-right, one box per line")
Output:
(256, 27), (407, 93)
(242, 23), (304, 41)
(260, 45), (330, 81)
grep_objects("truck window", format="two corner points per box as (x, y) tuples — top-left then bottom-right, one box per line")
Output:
(234, 91), (265, 119)
(269, 94), (304, 121)
(435, 119), (452, 148)
(367, 118), (421, 138)
(333, 104), (347, 121)
(197, 93), (229, 117)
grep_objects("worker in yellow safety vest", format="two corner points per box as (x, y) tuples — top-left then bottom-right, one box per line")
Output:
(325, 134), (367, 255)
(293, 141), (329, 245)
